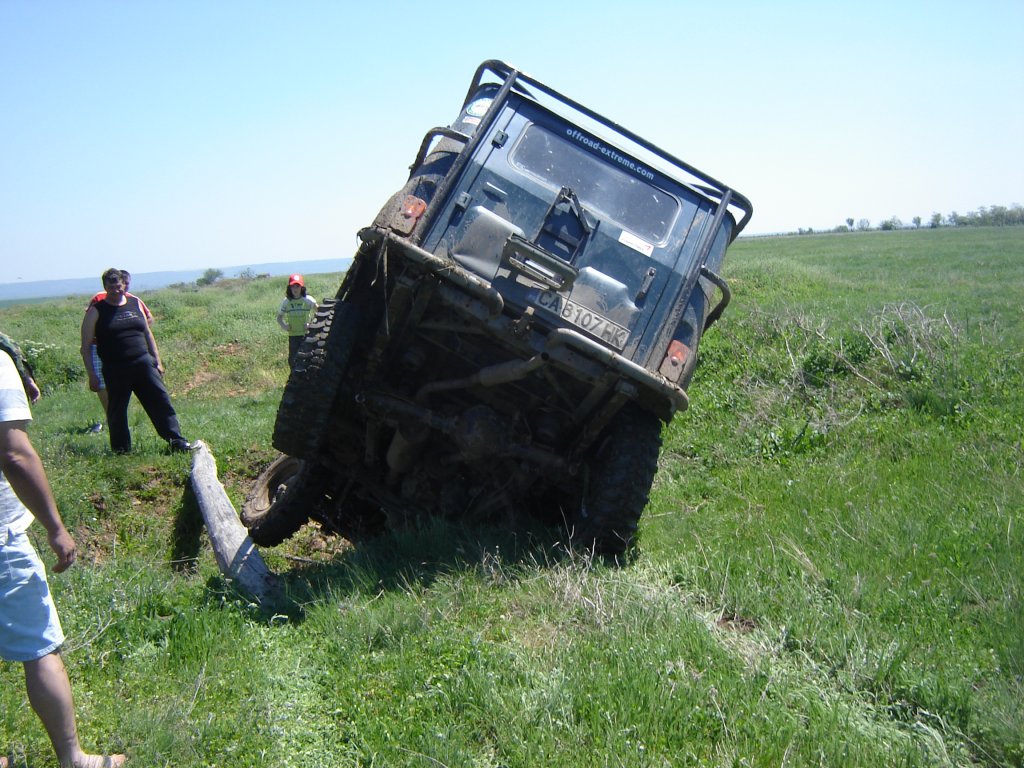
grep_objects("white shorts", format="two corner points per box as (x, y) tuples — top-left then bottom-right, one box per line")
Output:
(0, 529), (65, 662)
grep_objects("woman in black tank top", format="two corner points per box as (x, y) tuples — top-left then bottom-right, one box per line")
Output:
(93, 296), (151, 367)
(80, 268), (192, 454)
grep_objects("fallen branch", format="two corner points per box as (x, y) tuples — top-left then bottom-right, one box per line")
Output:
(189, 440), (282, 606)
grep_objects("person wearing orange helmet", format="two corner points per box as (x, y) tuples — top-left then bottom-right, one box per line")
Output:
(276, 274), (318, 368)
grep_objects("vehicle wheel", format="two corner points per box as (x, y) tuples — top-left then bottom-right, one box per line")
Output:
(570, 404), (663, 555)
(242, 454), (316, 547)
(273, 300), (362, 460)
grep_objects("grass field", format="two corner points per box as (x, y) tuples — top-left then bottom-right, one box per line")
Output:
(0, 227), (1021, 767)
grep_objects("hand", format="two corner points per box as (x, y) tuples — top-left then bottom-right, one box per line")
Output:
(155, 360), (165, 376)
(47, 527), (77, 573)
(25, 376), (41, 403)
(87, 373), (101, 393)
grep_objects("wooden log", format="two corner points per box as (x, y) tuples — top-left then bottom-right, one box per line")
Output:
(188, 440), (282, 605)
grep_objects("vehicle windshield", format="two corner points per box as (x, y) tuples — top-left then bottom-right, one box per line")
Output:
(510, 124), (678, 244)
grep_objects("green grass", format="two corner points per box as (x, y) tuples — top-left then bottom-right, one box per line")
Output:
(0, 229), (1021, 766)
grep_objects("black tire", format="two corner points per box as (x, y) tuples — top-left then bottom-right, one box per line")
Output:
(569, 405), (663, 555)
(273, 300), (362, 460)
(241, 454), (313, 547)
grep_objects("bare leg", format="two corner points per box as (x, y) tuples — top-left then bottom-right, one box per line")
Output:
(88, 390), (109, 433)
(23, 652), (125, 768)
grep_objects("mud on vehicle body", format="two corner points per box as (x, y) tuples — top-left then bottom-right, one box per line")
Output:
(244, 60), (752, 555)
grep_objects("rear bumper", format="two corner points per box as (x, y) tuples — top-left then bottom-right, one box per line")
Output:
(358, 227), (688, 417)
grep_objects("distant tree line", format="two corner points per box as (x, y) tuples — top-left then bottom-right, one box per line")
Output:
(941, 204), (1024, 228)
(793, 204), (1024, 236)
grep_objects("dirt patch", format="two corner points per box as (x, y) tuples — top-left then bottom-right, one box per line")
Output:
(285, 524), (353, 562)
(213, 341), (244, 356)
(72, 519), (120, 566)
(179, 342), (247, 395)
(716, 613), (758, 634)
(180, 369), (217, 395)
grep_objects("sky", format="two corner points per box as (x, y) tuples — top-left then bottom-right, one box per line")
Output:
(2, 0), (1022, 285)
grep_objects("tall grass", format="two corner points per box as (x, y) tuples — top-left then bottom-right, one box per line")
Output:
(0, 230), (1021, 766)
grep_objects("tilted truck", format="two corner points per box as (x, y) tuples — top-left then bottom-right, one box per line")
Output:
(242, 60), (752, 555)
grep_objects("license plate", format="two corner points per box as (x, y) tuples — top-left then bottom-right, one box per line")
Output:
(535, 291), (629, 350)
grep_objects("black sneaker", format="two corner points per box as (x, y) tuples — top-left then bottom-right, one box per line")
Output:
(169, 439), (194, 453)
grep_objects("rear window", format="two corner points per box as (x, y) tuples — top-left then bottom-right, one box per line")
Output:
(510, 124), (678, 244)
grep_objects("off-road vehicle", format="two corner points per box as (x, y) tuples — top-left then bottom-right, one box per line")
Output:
(243, 60), (752, 555)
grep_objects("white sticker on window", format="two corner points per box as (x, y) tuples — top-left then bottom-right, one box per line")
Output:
(618, 230), (654, 256)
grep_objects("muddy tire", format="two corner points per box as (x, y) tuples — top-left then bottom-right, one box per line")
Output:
(273, 300), (361, 460)
(242, 454), (314, 547)
(570, 405), (663, 555)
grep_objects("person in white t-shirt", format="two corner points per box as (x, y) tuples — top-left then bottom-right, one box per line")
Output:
(0, 347), (126, 768)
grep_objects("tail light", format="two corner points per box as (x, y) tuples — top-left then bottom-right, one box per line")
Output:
(659, 340), (690, 382)
(392, 195), (427, 235)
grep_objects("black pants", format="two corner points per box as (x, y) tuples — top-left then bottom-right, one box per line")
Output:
(103, 358), (185, 452)
(288, 335), (304, 368)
